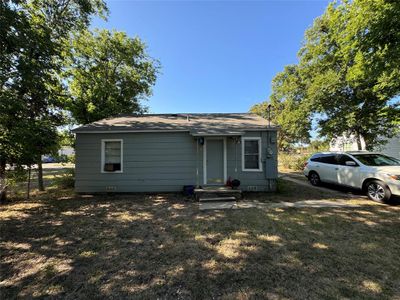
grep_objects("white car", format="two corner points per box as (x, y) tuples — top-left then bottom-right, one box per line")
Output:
(303, 151), (400, 202)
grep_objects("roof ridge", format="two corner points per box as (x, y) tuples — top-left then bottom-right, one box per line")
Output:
(98, 112), (259, 119)
(72, 112), (276, 133)
(131, 112), (254, 115)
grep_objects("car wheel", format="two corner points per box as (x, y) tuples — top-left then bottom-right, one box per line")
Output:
(309, 172), (321, 186)
(366, 180), (391, 203)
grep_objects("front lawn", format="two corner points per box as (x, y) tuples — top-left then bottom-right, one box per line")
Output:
(1, 188), (399, 299)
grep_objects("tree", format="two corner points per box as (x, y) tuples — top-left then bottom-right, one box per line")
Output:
(65, 29), (159, 124)
(251, 65), (312, 151)
(298, 0), (400, 150)
(0, 0), (107, 195)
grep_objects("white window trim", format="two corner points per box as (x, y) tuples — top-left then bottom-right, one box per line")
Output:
(101, 139), (123, 173)
(242, 137), (262, 172)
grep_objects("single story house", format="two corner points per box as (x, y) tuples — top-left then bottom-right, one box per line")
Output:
(72, 113), (279, 193)
(330, 134), (400, 158)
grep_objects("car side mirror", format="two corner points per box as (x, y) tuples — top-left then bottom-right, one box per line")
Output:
(345, 161), (357, 166)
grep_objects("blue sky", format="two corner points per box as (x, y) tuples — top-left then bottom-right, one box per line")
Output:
(93, 0), (330, 113)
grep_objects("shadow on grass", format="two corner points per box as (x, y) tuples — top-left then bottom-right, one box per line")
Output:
(276, 177), (400, 206)
(244, 179), (357, 203)
(1, 191), (399, 299)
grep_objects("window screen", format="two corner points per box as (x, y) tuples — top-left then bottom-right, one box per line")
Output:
(103, 141), (122, 172)
(244, 139), (260, 170)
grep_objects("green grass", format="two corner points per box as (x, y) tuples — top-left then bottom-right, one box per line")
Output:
(1, 186), (399, 299)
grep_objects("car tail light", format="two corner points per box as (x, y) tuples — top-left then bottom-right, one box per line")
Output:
(304, 162), (308, 169)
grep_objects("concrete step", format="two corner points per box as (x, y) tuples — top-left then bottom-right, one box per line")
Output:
(194, 187), (242, 201)
(194, 188), (242, 194)
(199, 196), (236, 202)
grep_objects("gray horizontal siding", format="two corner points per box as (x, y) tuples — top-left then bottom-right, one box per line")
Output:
(75, 132), (204, 193)
(76, 185), (185, 193)
(225, 131), (278, 191)
(75, 131), (277, 193)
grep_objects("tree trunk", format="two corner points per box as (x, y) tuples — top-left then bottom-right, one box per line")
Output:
(37, 161), (45, 191)
(0, 158), (7, 202)
(364, 139), (370, 151)
(27, 167), (31, 199)
(355, 133), (363, 151)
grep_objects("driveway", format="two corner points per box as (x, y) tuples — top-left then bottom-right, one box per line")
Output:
(279, 171), (400, 205)
(279, 171), (367, 199)
(200, 173), (379, 211)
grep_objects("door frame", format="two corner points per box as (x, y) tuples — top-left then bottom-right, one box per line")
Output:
(203, 137), (227, 185)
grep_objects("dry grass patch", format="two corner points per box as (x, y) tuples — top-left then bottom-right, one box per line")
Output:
(243, 179), (370, 204)
(1, 188), (400, 299)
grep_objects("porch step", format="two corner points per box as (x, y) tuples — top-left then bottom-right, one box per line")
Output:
(194, 187), (242, 201)
(199, 196), (236, 202)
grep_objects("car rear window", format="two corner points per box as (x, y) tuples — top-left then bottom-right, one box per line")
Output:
(310, 154), (337, 164)
(319, 155), (337, 164)
(310, 154), (322, 162)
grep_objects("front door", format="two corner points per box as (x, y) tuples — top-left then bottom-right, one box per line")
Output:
(206, 139), (224, 185)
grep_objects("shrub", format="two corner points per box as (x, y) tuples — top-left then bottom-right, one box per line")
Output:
(292, 155), (309, 171)
(54, 169), (75, 188)
(279, 153), (309, 171)
(276, 178), (288, 194)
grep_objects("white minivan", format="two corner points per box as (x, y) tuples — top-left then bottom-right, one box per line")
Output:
(303, 151), (400, 202)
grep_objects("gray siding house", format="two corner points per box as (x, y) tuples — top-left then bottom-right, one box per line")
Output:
(72, 113), (279, 193)
(330, 134), (400, 158)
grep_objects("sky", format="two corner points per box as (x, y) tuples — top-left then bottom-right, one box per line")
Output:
(92, 0), (331, 114)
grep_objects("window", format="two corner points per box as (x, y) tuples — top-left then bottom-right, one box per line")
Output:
(242, 137), (262, 171)
(352, 154), (400, 166)
(101, 139), (123, 173)
(337, 154), (358, 166)
(310, 154), (322, 162)
(319, 154), (337, 165)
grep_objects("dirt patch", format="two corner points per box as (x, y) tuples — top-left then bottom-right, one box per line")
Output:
(1, 189), (399, 299)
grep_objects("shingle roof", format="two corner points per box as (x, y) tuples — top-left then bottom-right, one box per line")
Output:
(72, 113), (278, 135)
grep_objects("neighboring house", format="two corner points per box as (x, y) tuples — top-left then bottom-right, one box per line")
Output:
(72, 113), (279, 193)
(330, 134), (400, 158)
(59, 146), (75, 157)
(330, 134), (366, 152)
(42, 147), (75, 163)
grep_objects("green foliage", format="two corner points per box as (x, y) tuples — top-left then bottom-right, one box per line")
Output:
(251, 65), (312, 151)
(308, 139), (330, 152)
(65, 29), (159, 124)
(58, 130), (75, 148)
(279, 153), (310, 171)
(54, 169), (75, 189)
(252, 1), (400, 151)
(298, 0), (400, 149)
(0, 0), (106, 190)
(276, 178), (289, 194)
(5, 167), (29, 188)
